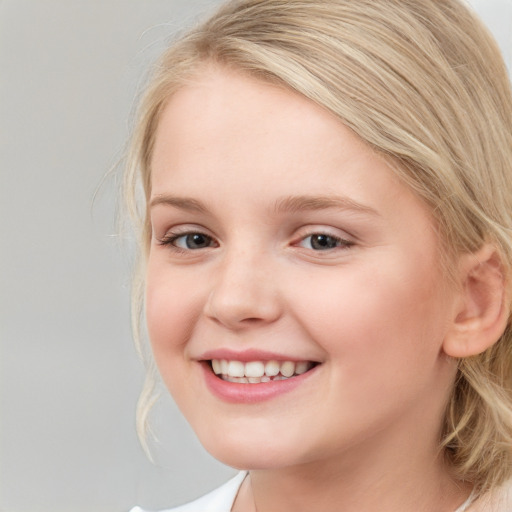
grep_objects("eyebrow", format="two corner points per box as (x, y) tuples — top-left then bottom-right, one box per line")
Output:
(149, 195), (208, 213)
(149, 193), (379, 216)
(273, 195), (380, 216)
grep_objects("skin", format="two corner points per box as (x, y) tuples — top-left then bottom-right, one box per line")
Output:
(146, 65), (474, 512)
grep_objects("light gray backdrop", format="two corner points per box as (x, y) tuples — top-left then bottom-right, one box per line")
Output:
(1, 1), (510, 511)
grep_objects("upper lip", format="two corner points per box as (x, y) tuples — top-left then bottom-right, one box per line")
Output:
(197, 348), (320, 363)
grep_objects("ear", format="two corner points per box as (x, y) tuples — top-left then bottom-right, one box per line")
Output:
(443, 244), (508, 358)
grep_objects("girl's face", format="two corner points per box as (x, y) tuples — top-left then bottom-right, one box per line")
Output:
(146, 66), (460, 471)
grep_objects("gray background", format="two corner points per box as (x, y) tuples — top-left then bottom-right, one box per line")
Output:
(1, 1), (510, 511)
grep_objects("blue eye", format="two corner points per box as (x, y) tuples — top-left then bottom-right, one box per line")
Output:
(162, 232), (216, 250)
(300, 234), (351, 251)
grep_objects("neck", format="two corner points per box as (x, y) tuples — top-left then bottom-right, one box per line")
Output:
(233, 418), (471, 512)
(245, 461), (468, 512)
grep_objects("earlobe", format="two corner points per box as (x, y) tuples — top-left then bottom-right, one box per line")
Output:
(443, 244), (508, 358)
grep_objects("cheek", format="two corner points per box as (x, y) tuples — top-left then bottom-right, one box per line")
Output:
(145, 260), (203, 360)
(287, 260), (454, 440)
(292, 256), (450, 376)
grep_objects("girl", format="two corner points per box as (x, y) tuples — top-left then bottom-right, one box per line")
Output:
(127, 1), (512, 510)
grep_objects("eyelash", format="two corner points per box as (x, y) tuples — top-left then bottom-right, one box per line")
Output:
(157, 230), (354, 253)
(158, 231), (218, 252)
(297, 233), (354, 251)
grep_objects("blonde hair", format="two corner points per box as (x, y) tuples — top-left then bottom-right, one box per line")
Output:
(124, 0), (512, 493)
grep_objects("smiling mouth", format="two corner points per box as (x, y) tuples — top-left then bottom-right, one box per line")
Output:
(208, 359), (318, 384)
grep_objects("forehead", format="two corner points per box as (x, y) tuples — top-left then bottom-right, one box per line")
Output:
(150, 66), (432, 226)
(153, 66), (355, 158)
(153, 68), (383, 183)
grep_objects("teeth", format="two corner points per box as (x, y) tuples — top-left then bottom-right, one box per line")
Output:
(245, 361), (265, 378)
(212, 360), (222, 374)
(265, 360), (280, 377)
(211, 359), (314, 383)
(280, 361), (295, 377)
(227, 360), (245, 378)
(295, 361), (309, 375)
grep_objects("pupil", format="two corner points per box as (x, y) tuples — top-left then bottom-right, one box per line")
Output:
(187, 233), (208, 249)
(311, 234), (336, 250)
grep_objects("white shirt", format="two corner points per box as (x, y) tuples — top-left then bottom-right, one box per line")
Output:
(130, 472), (246, 512)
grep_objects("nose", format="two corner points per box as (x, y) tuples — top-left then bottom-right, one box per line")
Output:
(204, 248), (282, 330)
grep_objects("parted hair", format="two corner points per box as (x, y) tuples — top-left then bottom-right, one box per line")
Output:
(124, 0), (512, 493)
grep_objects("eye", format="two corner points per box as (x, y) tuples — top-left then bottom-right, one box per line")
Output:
(299, 233), (353, 251)
(160, 231), (217, 250)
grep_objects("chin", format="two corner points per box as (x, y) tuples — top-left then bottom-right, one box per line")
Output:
(192, 419), (315, 471)
(206, 444), (296, 471)
(192, 420), (276, 466)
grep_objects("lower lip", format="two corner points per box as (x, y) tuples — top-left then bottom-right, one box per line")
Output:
(200, 363), (318, 403)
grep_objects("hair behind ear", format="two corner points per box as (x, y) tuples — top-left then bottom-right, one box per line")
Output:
(442, 246), (512, 493)
(443, 321), (512, 493)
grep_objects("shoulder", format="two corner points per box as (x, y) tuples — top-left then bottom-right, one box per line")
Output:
(130, 472), (247, 512)
(493, 481), (512, 511)
(472, 480), (512, 512)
